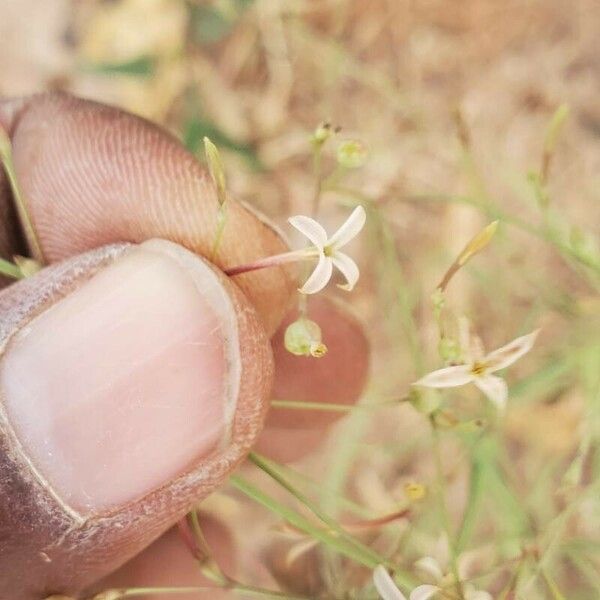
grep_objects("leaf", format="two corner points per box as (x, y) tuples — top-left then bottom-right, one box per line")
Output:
(81, 56), (155, 77)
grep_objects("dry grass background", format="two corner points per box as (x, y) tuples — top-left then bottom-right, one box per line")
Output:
(1, 1), (600, 598)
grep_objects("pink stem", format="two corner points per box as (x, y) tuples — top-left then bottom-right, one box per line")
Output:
(224, 249), (316, 277)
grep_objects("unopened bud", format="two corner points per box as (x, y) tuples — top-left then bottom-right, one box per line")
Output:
(336, 140), (368, 169)
(438, 336), (461, 363)
(284, 318), (328, 358)
(203, 137), (227, 206)
(311, 121), (338, 146)
(457, 220), (498, 267)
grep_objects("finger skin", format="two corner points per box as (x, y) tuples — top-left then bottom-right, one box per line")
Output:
(0, 244), (272, 599)
(0, 92), (295, 335)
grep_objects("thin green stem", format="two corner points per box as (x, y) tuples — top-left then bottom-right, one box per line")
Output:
(211, 203), (228, 261)
(431, 421), (465, 600)
(111, 583), (312, 599)
(542, 570), (567, 600)
(247, 453), (397, 573)
(311, 143), (324, 216)
(270, 398), (405, 412)
(0, 257), (22, 280)
(230, 474), (390, 573)
(0, 127), (44, 263)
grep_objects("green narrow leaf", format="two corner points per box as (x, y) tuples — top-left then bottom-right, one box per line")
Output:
(81, 56), (156, 77)
(248, 453), (395, 573)
(229, 474), (403, 578)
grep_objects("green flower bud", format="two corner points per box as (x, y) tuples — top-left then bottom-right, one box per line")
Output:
(284, 318), (328, 358)
(203, 136), (227, 206)
(438, 336), (461, 363)
(311, 121), (340, 147)
(336, 140), (368, 169)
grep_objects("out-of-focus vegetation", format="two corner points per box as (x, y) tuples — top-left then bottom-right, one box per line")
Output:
(2, 1), (600, 598)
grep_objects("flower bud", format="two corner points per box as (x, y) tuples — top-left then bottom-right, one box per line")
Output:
(311, 121), (340, 147)
(457, 220), (498, 267)
(438, 336), (461, 363)
(284, 318), (328, 358)
(203, 136), (227, 206)
(336, 140), (368, 169)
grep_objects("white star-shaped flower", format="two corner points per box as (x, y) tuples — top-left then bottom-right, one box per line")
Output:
(414, 328), (539, 410)
(288, 205), (366, 295)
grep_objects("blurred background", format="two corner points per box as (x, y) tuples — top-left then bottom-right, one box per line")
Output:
(2, 1), (600, 598)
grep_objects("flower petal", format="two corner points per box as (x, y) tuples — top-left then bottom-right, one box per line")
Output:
(327, 205), (367, 249)
(465, 591), (493, 600)
(331, 252), (360, 291)
(299, 253), (332, 295)
(288, 215), (328, 249)
(485, 330), (539, 372)
(373, 565), (408, 600)
(409, 584), (441, 600)
(414, 365), (473, 389)
(474, 374), (508, 410)
(414, 557), (444, 582)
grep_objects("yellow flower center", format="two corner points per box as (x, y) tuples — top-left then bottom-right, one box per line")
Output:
(471, 361), (488, 376)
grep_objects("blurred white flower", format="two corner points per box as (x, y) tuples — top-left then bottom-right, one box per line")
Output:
(289, 205), (366, 294)
(414, 329), (539, 410)
(373, 561), (493, 600)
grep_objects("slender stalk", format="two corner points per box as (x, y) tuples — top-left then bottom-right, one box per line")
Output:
(211, 203), (228, 261)
(110, 583), (312, 599)
(311, 142), (324, 216)
(248, 452), (389, 567)
(230, 474), (387, 571)
(0, 127), (44, 263)
(0, 257), (22, 280)
(224, 248), (317, 277)
(430, 421), (465, 600)
(542, 570), (567, 600)
(270, 398), (405, 412)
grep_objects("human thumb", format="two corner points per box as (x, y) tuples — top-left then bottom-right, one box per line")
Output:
(0, 239), (272, 599)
